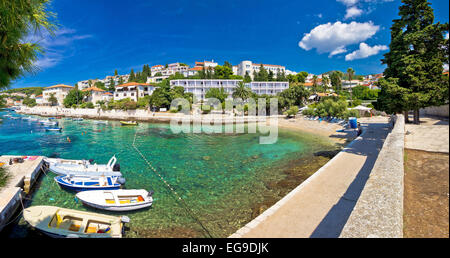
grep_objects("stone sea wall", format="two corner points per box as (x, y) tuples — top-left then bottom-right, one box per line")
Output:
(340, 114), (405, 238)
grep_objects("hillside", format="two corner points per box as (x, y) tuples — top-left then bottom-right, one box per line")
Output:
(1, 87), (43, 96)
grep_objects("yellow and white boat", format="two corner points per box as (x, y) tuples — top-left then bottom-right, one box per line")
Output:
(120, 121), (138, 126)
(23, 205), (129, 238)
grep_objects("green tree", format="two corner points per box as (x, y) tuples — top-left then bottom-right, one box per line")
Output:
(48, 93), (58, 106)
(257, 64), (269, 81)
(129, 69), (136, 82)
(114, 70), (118, 76)
(205, 87), (228, 103)
(244, 71), (252, 83)
(296, 72), (308, 83)
(118, 77), (124, 85)
(232, 81), (252, 100)
(0, 0), (57, 90)
(214, 65), (233, 79)
(223, 61), (233, 69)
(378, 0), (449, 123)
(330, 71), (343, 92)
(94, 81), (106, 90)
(108, 77), (115, 91)
(63, 88), (85, 107)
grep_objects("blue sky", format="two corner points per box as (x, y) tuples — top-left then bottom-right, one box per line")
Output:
(12, 0), (449, 88)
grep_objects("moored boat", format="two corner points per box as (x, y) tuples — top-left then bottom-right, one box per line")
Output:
(47, 155), (123, 177)
(76, 189), (153, 211)
(22, 205), (129, 238)
(45, 127), (62, 132)
(120, 121), (138, 126)
(54, 175), (123, 191)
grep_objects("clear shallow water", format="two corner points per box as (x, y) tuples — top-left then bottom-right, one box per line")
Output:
(0, 110), (336, 238)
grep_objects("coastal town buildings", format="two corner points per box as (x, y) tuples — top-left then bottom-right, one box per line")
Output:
(169, 79), (289, 100)
(114, 82), (156, 102)
(42, 84), (74, 106)
(35, 94), (44, 105)
(81, 86), (107, 104)
(232, 60), (286, 79)
(249, 81), (289, 95)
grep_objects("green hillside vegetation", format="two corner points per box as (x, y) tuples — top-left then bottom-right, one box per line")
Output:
(1, 87), (43, 96)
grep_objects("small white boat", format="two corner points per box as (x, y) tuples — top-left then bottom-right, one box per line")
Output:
(93, 120), (108, 124)
(44, 157), (89, 166)
(23, 205), (129, 238)
(76, 189), (153, 211)
(47, 155), (123, 178)
(29, 117), (38, 121)
(55, 175), (123, 192)
(45, 127), (62, 132)
(72, 117), (83, 121)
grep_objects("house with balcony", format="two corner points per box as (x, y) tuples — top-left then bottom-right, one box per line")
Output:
(114, 82), (156, 102)
(82, 86), (107, 104)
(42, 84), (74, 106)
(247, 81), (289, 95)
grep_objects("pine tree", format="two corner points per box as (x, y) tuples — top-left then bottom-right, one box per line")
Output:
(129, 69), (136, 82)
(114, 70), (118, 76)
(378, 0), (449, 124)
(244, 71), (252, 83)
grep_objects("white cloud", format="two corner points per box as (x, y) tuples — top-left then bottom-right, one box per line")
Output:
(345, 6), (363, 19)
(345, 42), (388, 61)
(337, 0), (359, 6)
(328, 46), (348, 57)
(299, 21), (380, 56)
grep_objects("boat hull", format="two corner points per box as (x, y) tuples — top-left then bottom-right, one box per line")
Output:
(23, 206), (124, 238)
(76, 189), (153, 211)
(49, 164), (122, 177)
(55, 176), (121, 192)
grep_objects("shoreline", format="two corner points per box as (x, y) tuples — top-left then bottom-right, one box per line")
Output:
(16, 106), (357, 146)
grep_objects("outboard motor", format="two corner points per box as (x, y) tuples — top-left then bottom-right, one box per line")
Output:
(113, 163), (120, 172)
(117, 176), (126, 185)
(148, 190), (154, 197)
(89, 159), (94, 164)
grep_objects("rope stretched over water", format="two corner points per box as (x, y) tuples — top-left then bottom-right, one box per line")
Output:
(131, 129), (213, 238)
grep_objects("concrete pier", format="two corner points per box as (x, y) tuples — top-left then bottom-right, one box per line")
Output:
(0, 156), (44, 232)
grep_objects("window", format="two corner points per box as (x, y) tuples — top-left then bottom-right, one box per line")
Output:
(131, 93), (134, 96)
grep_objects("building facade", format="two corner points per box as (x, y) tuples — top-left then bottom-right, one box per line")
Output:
(42, 84), (74, 106)
(248, 81), (289, 95)
(114, 82), (156, 102)
(170, 79), (289, 101)
(233, 60), (286, 79)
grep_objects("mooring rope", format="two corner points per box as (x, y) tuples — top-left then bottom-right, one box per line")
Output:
(131, 129), (213, 238)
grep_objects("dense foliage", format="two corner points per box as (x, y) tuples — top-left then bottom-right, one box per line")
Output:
(0, 0), (57, 90)
(377, 0), (449, 123)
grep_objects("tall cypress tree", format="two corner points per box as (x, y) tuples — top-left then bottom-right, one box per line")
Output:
(129, 69), (136, 82)
(378, 0), (449, 123)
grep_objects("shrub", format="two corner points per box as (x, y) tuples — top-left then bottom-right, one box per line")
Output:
(284, 106), (299, 118)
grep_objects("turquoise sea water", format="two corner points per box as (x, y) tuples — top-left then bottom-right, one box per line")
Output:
(0, 110), (336, 237)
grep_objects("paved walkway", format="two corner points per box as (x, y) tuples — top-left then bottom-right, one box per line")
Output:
(231, 118), (391, 238)
(405, 116), (449, 153)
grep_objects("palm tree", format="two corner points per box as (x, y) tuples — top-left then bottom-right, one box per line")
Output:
(48, 93), (58, 106)
(232, 81), (252, 100)
(312, 75), (318, 93)
(347, 68), (355, 81)
(322, 75), (330, 92)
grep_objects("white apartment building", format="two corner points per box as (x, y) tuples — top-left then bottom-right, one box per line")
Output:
(342, 80), (362, 89)
(114, 82), (156, 102)
(82, 86), (107, 104)
(150, 63), (189, 77)
(35, 94), (44, 105)
(170, 79), (241, 101)
(248, 81), (289, 95)
(233, 60), (286, 79)
(170, 79), (289, 101)
(42, 84), (74, 106)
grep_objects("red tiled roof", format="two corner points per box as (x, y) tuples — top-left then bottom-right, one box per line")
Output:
(152, 65), (163, 68)
(189, 66), (204, 71)
(36, 94), (43, 98)
(304, 82), (313, 87)
(82, 86), (105, 92)
(44, 84), (74, 89)
(103, 92), (113, 95)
